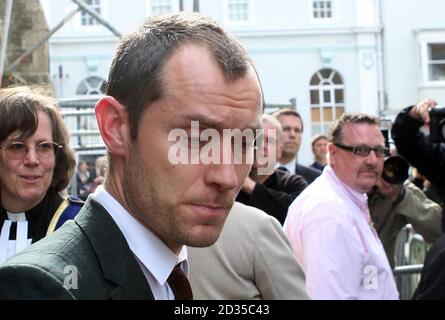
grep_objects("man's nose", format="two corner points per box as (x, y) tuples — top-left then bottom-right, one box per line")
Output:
(366, 149), (380, 164)
(204, 143), (240, 191)
(204, 162), (238, 191)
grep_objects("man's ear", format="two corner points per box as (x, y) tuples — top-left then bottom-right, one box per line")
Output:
(95, 96), (129, 156)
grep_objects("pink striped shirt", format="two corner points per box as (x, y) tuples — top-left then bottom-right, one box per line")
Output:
(284, 166), (399, 300)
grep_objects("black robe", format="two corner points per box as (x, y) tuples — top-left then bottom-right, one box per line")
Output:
(0, 188), (63, 243)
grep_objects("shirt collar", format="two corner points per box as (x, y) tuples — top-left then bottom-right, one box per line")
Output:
(91, 185), (188, 285)
(325, 165), (369, 212)
(6, 212), (26, 221)
(276, 158), (297, 173)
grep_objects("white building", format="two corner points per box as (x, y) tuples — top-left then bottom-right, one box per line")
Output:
(39, 0), (445, 165)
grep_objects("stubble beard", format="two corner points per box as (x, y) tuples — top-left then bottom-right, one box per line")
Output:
(123, 144), (227, 250)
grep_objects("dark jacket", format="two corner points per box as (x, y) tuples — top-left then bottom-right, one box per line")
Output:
(413, 233), (445, 300)
(392, 105), (445, 300)
(295, 163), (321, 185)
(0, 198), (154, 299)
(310, 161), (325, 171)
(236, 169), (307, 225)
(392, 106), (445, 193)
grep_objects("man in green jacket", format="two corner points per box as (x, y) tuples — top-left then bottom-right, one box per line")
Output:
(369, 178), (442, 268)
(0, 12), (263, 299)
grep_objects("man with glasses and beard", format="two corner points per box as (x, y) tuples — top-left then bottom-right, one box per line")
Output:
(284, 113), (399, 300)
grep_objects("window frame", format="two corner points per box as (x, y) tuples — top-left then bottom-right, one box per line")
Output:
(76, 76), (107, 96)
(79, 0), (102, 27)
(223, 0), (255, 27)
(308, 0), (337, 25)
(145, 0), (178, 17)
(420, 41), (445, 86)
(309, 68), (345, 135)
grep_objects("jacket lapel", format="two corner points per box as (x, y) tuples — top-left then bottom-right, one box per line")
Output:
(74, 198), (154, 300)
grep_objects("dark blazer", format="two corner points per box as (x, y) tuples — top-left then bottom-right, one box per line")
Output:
(0, 198), (154, 299)
(236, 169), (307, 224)
(413, 234), (445, 300)
(295, 163), (321, 185)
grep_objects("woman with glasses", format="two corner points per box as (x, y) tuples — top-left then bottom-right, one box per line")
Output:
(0, 86), (81, 265)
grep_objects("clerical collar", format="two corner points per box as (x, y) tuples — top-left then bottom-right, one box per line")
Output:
(6, 212), (27, 222)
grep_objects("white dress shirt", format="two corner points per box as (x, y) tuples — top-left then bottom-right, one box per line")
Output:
(284, 166), (399, 300)
(276, 158), (296, 174)
(91, 185), (188, 300)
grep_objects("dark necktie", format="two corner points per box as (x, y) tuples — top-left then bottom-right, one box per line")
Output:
(167, 264), (193, 300)
(277, 166), (289, 172)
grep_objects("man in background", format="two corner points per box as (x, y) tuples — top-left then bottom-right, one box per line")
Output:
(273, 109), (321, 184)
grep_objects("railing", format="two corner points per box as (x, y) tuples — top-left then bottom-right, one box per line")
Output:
(393, 264), (423, 276)
(58, 96), (105, 152)
(393, 225), (430, 300)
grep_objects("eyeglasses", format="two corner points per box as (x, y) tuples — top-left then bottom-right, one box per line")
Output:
(334, 142), (387, 158)
(0, 141), (63, 160)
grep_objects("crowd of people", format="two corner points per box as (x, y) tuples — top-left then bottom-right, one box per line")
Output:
(0, 11), (444, 300)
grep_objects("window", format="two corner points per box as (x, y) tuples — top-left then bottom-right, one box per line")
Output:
(310, 0), (336, 23)
(80, 0), (101, 26)
(227, 0), (249, 22)
(150, 0), (173, 16)
(74, 77), (106, 148)
(427, 43), (445, 82)
(309, 68), (345, 135)
(312, 0), (332, 19)
(76, 76), (107, 95)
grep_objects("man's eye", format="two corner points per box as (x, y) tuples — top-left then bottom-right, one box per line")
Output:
(356, 146), (370, 155)
(375, 147), (386, 156)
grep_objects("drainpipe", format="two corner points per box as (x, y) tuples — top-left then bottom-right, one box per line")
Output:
(375, 0), (386, 116)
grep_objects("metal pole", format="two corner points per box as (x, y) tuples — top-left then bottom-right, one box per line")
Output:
(393, 264), (423, 276)
(375, 0), (386, 116)
(0, 0), (14, 87)
(71, 0), (122, 38)
(5, 7), (80, 73)
(193, 0), (200, 12)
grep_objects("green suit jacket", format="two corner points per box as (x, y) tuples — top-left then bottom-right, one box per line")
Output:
(0, 198), (154, 299)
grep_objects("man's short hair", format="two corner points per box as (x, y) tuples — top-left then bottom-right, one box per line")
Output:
(311, 134), (328, 147)
(272, 108), (304, 132)
(107, 12), (253, 139)
(329, 112), (379, 143)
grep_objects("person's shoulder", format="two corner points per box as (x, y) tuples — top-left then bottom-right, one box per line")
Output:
(295, 163), (322, 181)
(7, 220), (85, 266)
(0, 219), (104, 298)
(289, 180), (349, 221)
(0, 263), (76, 299)
(49, 195), (85, 232)
(0, 221), (85, 282)
(230, 202), (277, 225)
(296, 163), (321, 174)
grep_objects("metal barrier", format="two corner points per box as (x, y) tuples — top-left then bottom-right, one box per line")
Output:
(393, 264), (423, 276)
(392, 224), (430, 300)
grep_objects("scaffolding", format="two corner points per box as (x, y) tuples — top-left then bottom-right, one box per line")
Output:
(0, 0), (122, 88)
